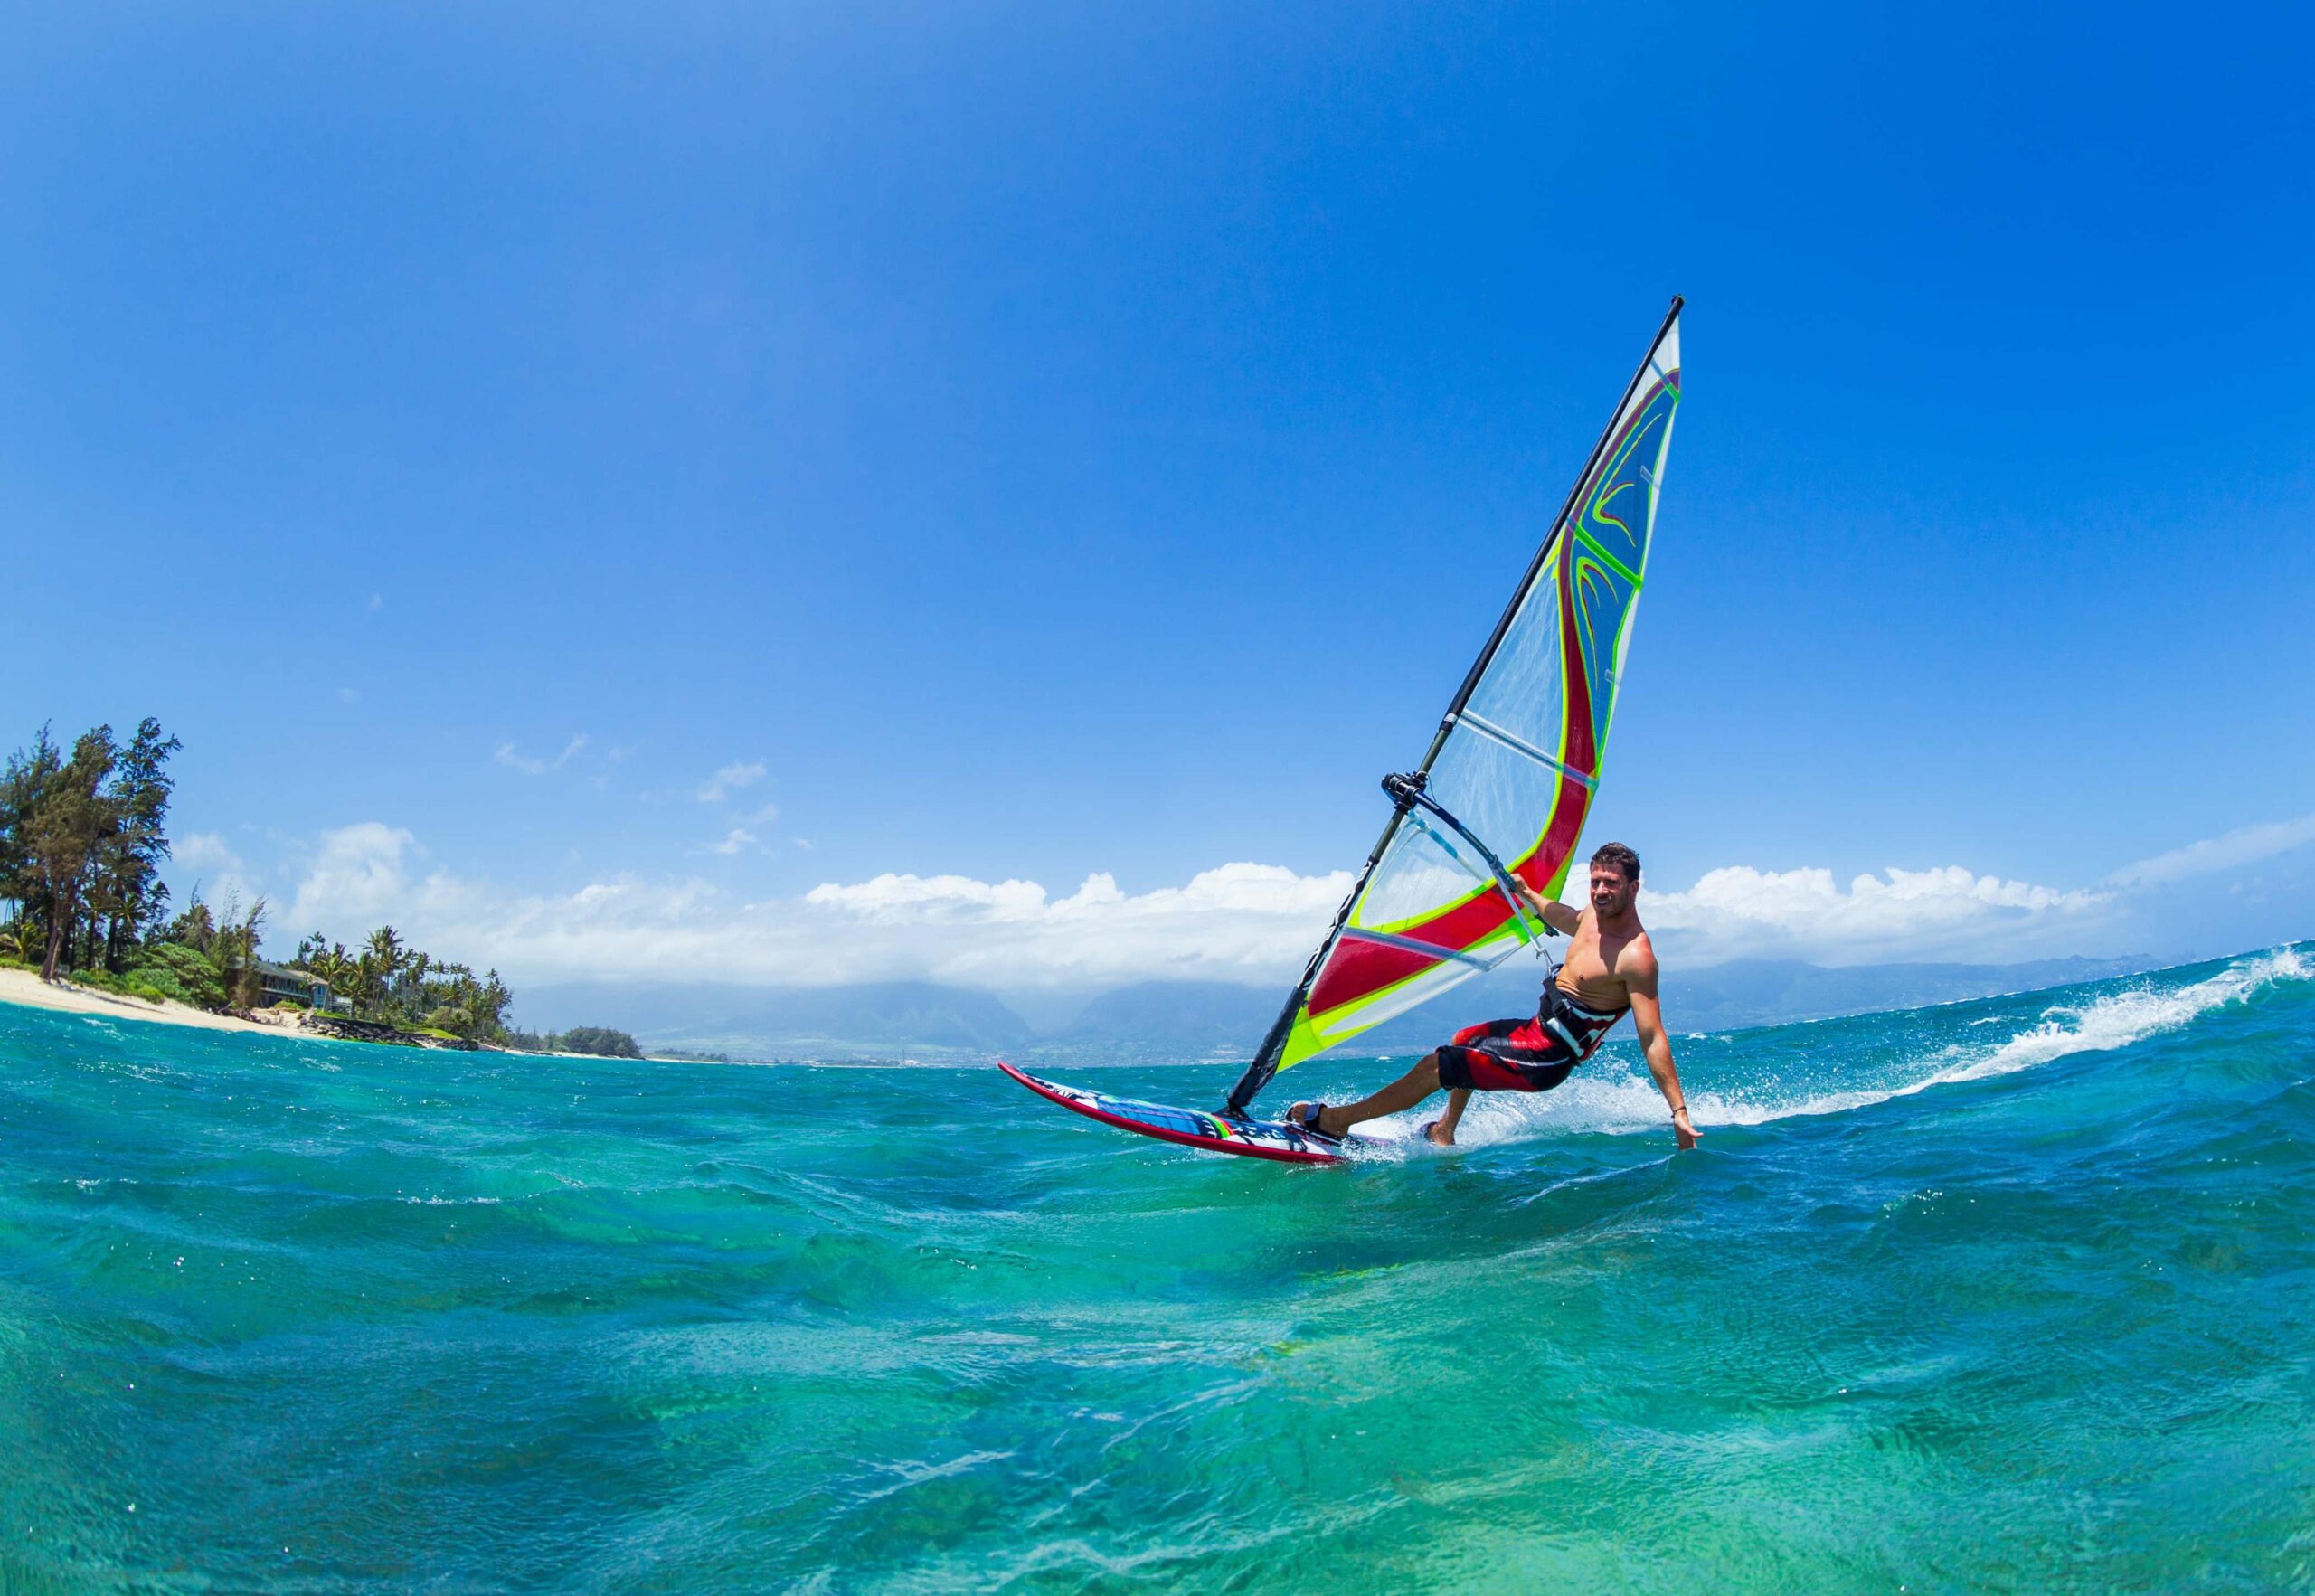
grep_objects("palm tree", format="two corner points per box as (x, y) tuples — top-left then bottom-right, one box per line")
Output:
(307, 947), (355, 1010)
(350, 951), (387, 1020)
(214, 895), (269, 1009)
(364, 925), (406, 975)
(362, 927), (408, 1021)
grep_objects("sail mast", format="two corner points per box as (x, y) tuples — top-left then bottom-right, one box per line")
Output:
(1224, 297), (1683, 1114)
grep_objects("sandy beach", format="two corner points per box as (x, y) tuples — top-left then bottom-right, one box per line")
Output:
(0, 966), (305, 1037)
(0, 969), (627, 1060)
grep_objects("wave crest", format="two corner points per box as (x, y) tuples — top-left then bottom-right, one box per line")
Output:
(1384, 945), (2311, 1147)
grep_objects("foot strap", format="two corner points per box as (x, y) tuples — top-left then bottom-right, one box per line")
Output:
(1290, 1102), (1339, 1142)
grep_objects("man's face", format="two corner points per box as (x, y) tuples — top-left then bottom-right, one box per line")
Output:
(1589, 864), (1635, 916)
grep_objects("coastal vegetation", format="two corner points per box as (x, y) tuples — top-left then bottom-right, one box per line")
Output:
(504, 1025), (646, 1059)
(0, 719), (182, 984)
(288, 927), (515, 1042)
(1, 719), (638, 1055)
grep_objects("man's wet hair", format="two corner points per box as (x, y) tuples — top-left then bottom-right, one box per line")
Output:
(1590, 841), (1641, 883)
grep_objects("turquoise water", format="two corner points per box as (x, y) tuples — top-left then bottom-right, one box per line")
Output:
(2, 948), (2311, 1592)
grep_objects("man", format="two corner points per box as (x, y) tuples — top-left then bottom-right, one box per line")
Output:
(1287, 841), (1699, 1150)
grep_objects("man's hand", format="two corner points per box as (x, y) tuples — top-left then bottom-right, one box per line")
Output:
(1511, 877), (1580, 936)
(1671, 1104), (1700, 1150)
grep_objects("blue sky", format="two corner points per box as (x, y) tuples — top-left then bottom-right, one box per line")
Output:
(5, 2), (2311, 989)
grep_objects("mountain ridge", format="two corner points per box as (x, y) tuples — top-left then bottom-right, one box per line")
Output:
(518, 955), (2156, 1062)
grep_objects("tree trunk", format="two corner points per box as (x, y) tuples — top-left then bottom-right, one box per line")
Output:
(40, 897), (71, 983)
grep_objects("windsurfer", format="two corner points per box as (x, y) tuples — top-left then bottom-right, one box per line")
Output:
(1287, 842), (1699, 1149)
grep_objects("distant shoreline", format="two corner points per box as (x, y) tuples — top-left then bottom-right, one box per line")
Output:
(0, 968), (617, 1062)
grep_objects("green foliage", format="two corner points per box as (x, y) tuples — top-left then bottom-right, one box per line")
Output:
(69, 965), (197, 1012)
(289, 925), (515, 1042)
(560, 1026), (643, 1059)
(19, 727), (113, 981)
(68, 968), (137, 996)
(88, 719), (181, 970)
(0, 717), (181, 980)
(505, 1025), (644, 1059)
(165, 899), (218, 954)
(127, 942), (226, 1010)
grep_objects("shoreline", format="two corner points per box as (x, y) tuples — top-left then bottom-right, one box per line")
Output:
(0, 968), (643, 1063)
(0, 966), (308, 1036)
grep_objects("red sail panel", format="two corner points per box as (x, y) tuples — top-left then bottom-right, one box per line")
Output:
(1303, 768), (1595, 1022)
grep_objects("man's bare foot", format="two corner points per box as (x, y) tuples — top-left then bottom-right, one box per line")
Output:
(1285, 1101), (1344, 1139)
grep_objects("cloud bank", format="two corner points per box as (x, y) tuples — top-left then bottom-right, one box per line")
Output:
(1639, 864), (2108, 966)
(246, 819), (2160, 988)
(277, 824), (1355, 987)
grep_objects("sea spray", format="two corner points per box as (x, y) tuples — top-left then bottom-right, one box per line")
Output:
(1406, 944), (2314, 1147)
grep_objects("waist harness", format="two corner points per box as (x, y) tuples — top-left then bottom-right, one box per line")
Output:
(1535, 955), (1630, 1062)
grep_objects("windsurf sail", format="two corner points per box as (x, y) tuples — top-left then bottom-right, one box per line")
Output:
(1226, 299), (1683, 1114)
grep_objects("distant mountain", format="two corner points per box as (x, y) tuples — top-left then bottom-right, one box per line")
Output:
(1653, 955), (2154, 1034)
(516, 954), (2157, 1063)
(514, 979), (1035, 1060)
(1045, 982), (1288, 1060)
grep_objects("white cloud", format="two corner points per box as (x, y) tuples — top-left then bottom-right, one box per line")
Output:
(287, 823), (422, 932)
(367, 592), (383, 612)
(1640, 864), (2108, 966)
(747, 802), (780, 826)
(278, 828), (1353, 988)
(496, 734), (590, 777)
(279, 817), (2284, 992)
(2105, 812), (2315, 888)
(175, 832), (242, 874)
(170, 831), (266, 914)
(697, 760), (766, 803)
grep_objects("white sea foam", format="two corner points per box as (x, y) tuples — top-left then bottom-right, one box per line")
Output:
(1367, 946), (2312, 1148)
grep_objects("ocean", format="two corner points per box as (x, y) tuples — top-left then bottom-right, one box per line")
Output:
(2, 946), (2310, 1591)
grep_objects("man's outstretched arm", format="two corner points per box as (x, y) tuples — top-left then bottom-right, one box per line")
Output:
(1509, 877), (1583, 936)
(1626, 963), (1699, 1150)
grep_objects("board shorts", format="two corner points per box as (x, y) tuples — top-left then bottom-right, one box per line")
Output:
(1433, 983), (1630, 1093)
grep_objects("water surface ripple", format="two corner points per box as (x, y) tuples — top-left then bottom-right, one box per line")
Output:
(2, 948), (2310, 1591)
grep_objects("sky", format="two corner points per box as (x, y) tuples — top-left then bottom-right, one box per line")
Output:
(5, 1), (2311, 997)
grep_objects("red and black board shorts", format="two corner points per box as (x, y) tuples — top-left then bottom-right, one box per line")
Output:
(1434, 1016), (1580, 1093)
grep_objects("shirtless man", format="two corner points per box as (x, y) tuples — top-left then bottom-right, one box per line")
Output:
(1287, 841), (1699, 1150)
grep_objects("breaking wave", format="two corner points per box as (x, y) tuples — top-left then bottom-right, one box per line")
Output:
(1379, 945), (2312, 1147)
